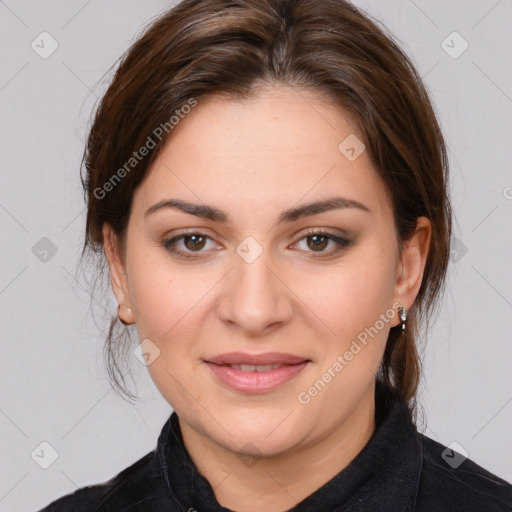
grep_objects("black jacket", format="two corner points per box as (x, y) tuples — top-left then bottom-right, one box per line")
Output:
(37, 382), (512, 511)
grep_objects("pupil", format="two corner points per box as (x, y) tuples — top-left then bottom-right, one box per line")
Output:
(187, 235), (205, 250)
(309, 235), (327, 251)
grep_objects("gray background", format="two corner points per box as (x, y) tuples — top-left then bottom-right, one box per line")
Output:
(1, 1), (511, 510)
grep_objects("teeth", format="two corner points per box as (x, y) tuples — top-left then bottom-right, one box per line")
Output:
(229, 364), (283, 372)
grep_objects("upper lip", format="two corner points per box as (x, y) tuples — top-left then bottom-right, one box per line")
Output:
(205, 352), (309, 366)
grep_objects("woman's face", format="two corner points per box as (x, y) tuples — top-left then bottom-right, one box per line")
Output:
(105, 85), (429, 458)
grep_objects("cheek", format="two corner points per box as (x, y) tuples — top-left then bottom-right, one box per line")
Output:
(126, 252), (210, 407)
(305, 252), (395, 338)
(126, 249), (202, 340)
(301, 250), (396, 403)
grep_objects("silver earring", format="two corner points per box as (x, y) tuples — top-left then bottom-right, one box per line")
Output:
(399, 306), (407, 332)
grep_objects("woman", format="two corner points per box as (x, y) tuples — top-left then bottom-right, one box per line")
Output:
(39, 0), (512, 510)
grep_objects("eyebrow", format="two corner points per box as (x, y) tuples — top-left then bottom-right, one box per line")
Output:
(144, 195), (371, 223)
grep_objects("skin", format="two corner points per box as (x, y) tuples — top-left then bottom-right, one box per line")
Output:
(104, 84), (431, 512)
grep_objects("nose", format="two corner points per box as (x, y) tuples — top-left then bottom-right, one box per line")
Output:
(216, 242), (293, 335)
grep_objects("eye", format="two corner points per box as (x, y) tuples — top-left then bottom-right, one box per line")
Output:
(162, 229), (353, 260)
(291, 229), (353, 258)
(162, 232), (218, 259)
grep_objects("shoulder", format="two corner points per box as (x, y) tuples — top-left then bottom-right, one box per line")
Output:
(36, 449), (173, 512)
(415, 433), (512, 512)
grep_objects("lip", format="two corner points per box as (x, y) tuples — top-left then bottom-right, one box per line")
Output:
(203, 352), (310, 394)
(205, 352), (308, 365)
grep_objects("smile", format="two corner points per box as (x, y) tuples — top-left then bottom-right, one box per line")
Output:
(226, 363), (284, 372)
(203, 352), (310, 393)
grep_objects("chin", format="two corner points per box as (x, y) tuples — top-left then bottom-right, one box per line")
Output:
(210, 409), (309, 457)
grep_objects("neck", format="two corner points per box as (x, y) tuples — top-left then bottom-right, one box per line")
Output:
(179, 385), (377, 512)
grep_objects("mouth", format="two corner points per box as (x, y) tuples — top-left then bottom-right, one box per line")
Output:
(205, 351), (309, 366)
(221, 363), (288, 372)
(203, 352), (311, 393)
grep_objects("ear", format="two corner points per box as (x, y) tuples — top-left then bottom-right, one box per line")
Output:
(102, 223), (135, 325)
(391, 216), (431, 327)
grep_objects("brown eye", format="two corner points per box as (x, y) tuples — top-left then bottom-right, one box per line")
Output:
(292, 230), (353, 258)
(183, 234), (207, 251)
(163, 232), (216, 258)
(306, 234), (329, 252)
(163, 229), (352, 260)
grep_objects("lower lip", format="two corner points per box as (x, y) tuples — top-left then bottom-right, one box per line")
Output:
(204, 361), (309, 393)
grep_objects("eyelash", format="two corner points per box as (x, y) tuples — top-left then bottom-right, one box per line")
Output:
(161, 229), (353, 260)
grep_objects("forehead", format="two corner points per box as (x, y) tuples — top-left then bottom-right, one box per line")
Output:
(132, 85), (391, 221)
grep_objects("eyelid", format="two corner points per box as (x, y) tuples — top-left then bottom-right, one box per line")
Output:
(297, 226), (352, 240)
(164, 226), (352, 243)
(161, 230), (221, 261)
(289, 228), (353, 255)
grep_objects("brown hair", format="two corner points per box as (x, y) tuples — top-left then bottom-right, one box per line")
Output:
(80, 0), (452, 421)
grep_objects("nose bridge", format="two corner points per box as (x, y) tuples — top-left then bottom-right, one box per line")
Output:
(217, 235), (292, 332)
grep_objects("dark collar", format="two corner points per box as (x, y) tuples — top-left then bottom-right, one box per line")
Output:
(157, 381), (423, 511)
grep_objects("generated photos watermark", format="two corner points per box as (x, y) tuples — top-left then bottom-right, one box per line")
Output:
(93, 97), (198, 200)
(297, 301), (401, 405)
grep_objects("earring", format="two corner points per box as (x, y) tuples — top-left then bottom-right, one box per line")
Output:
(399, 306), (407, 332)
(118, 304), (132, 326)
